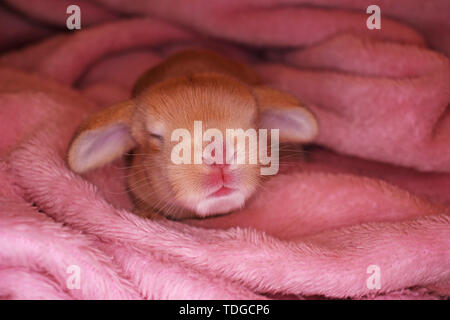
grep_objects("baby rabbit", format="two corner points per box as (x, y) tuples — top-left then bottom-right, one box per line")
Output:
(68, 50), (318, 219)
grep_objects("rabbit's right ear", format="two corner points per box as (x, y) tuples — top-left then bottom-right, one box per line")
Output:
(68, 100), (136, 173)
(253, 86), (318, 143)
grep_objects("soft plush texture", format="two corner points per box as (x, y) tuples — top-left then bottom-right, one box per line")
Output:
(0, 0), (449, 300)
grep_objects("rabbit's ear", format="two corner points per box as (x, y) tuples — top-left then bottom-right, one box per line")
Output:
(253, 86), (318, 143)
(68, 100), (136, 173)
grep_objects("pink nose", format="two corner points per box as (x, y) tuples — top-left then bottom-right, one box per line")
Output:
(203, 147), (237, 188)
(209, 162), (228, 168)
(204, 158), (230, 169)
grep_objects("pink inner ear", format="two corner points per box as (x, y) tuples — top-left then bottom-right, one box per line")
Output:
(260, 108), (317, 142)
(82, 124), (130, 158)
(73, 123), (134, 172)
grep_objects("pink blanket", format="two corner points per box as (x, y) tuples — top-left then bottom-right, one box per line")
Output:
(0, 0), (449, 299)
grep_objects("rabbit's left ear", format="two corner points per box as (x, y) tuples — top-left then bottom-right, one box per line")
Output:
(253, 86), (318, 143)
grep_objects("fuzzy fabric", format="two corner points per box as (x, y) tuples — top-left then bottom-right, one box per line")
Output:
(0, 0), (449, 300)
